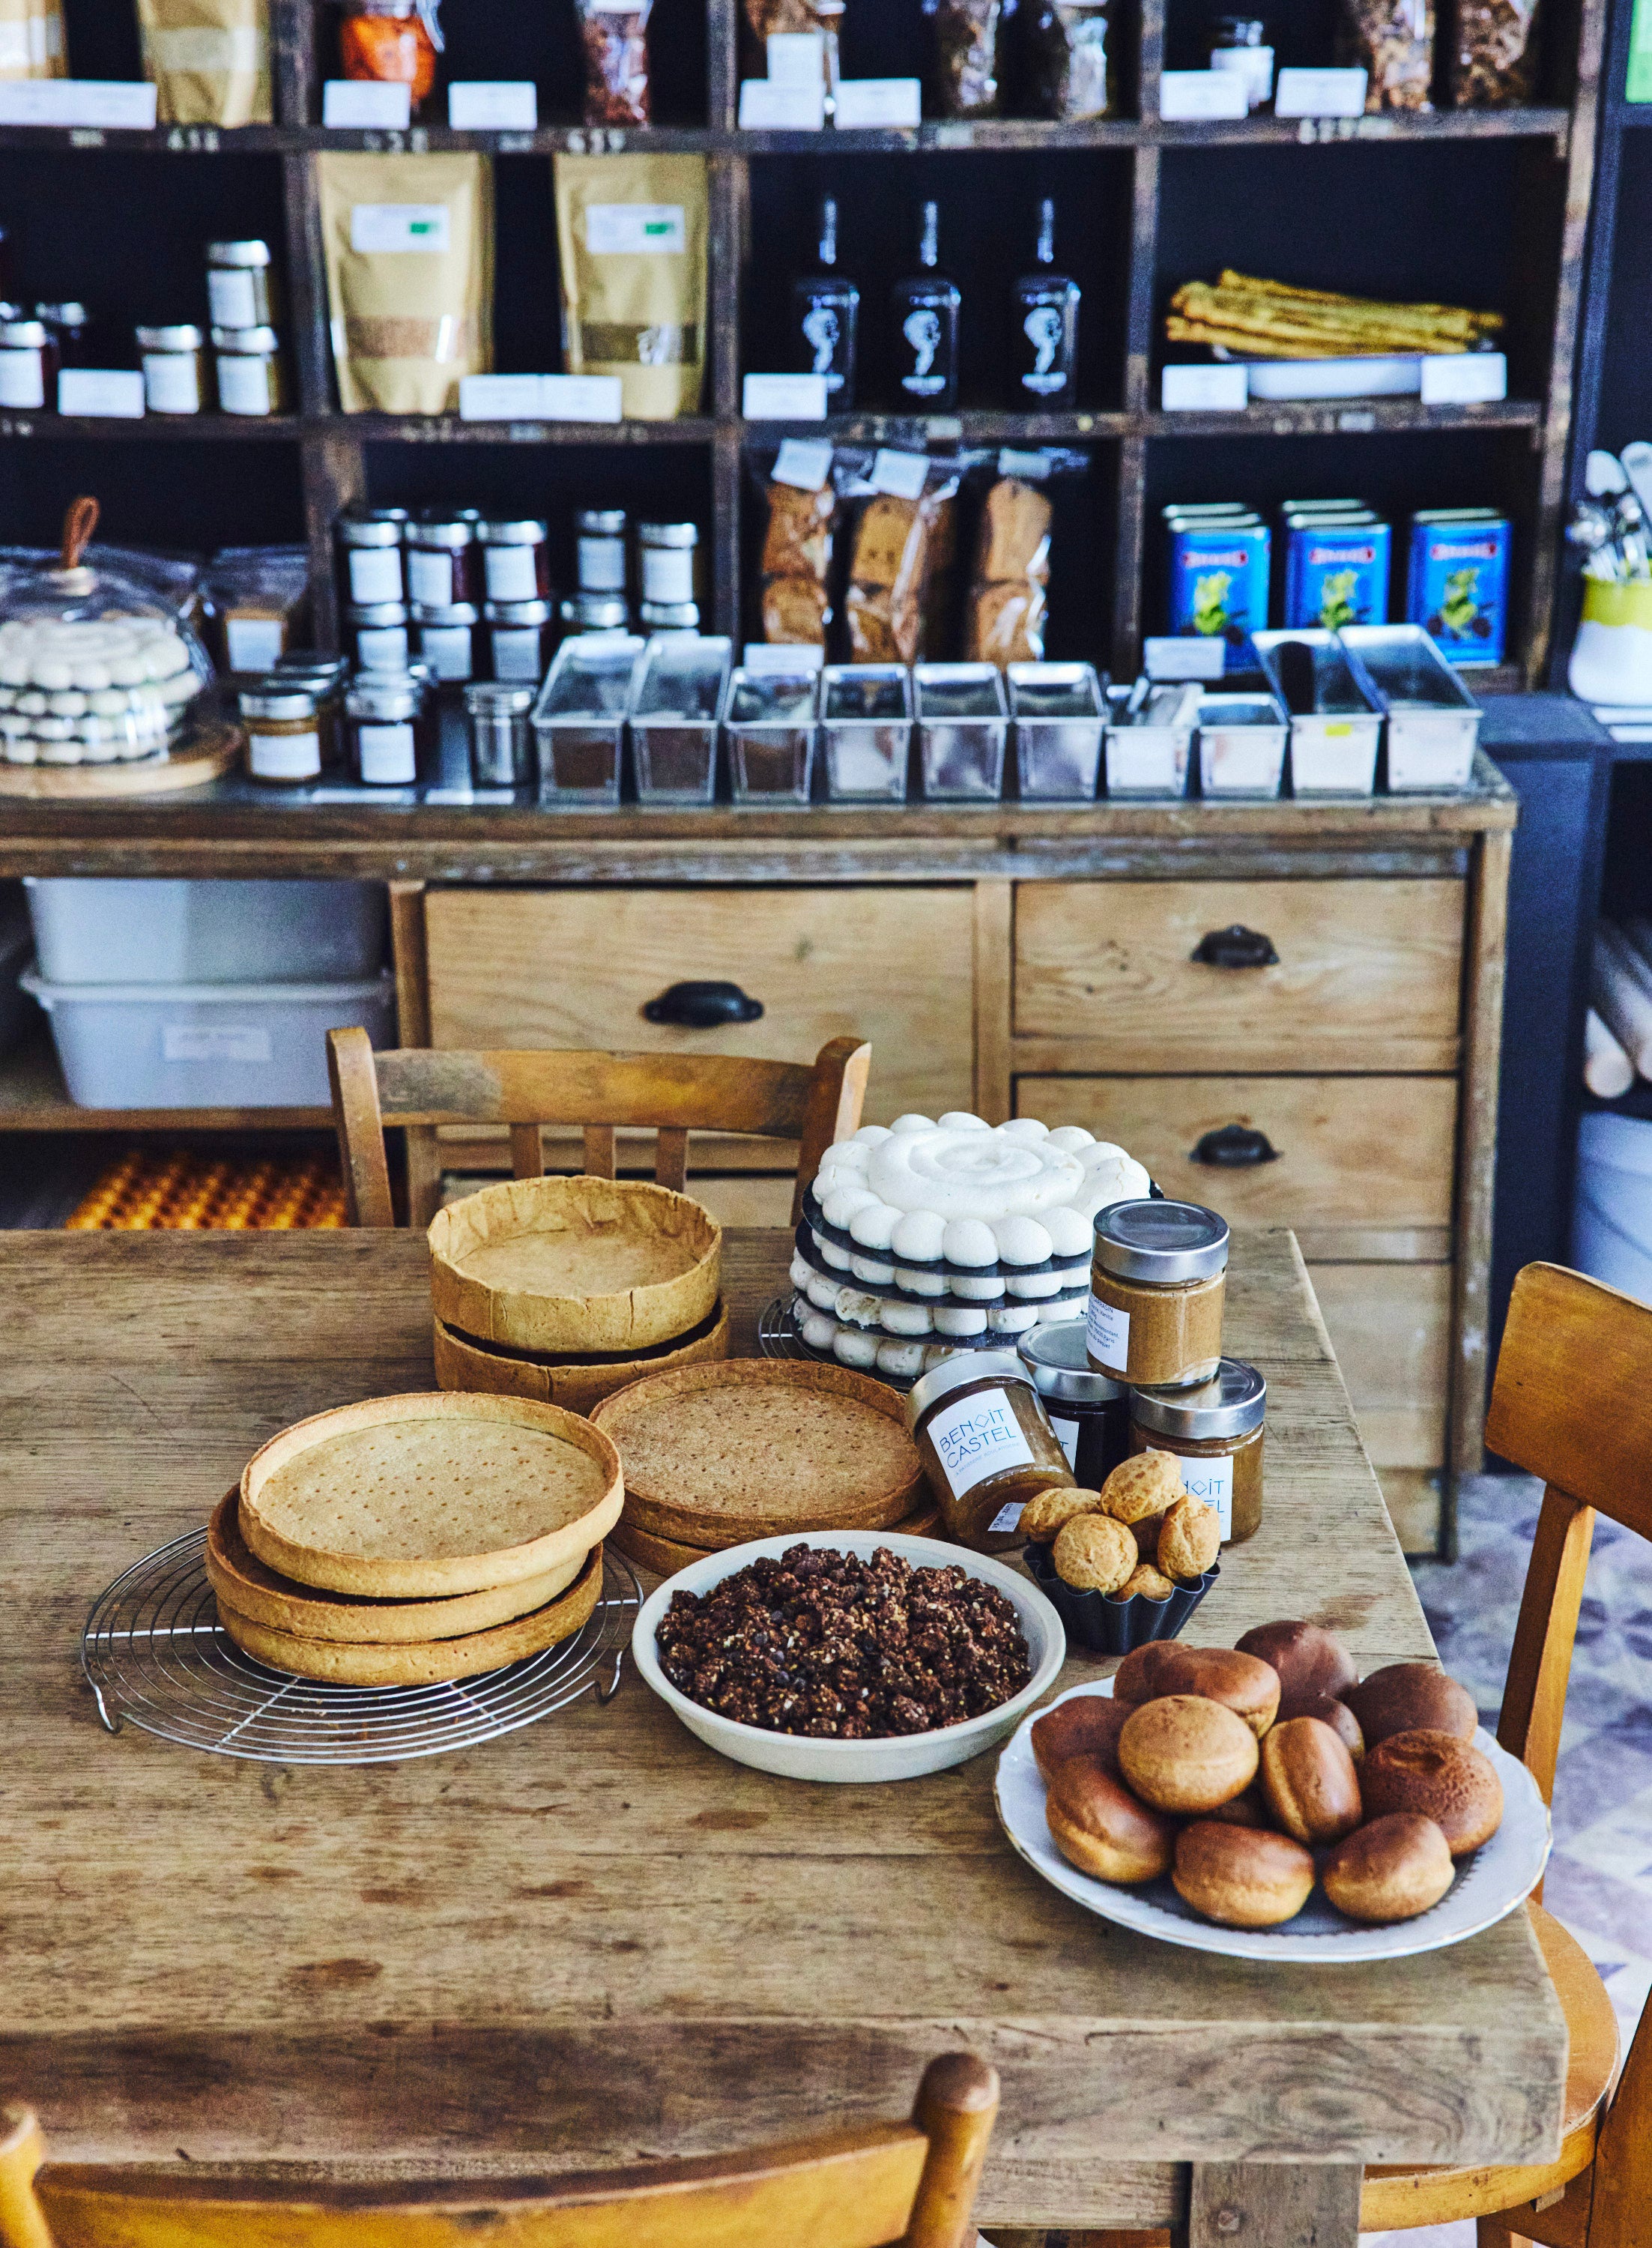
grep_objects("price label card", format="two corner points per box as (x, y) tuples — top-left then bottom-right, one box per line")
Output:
(773, 436), (835, 489)
(832, 77), (922, 126)
(870, 447), (930, 499)
(1159, 69), (1249, 119)
(0, 78), (157, 127)
(1161, 362), (1249, 412)
(743, 372), (828, 420)
(737, 78), (826, 128)
(58, 369), (145, 418)
(1145, 635), (1228, 681)
(767, 31), (825, 85)
(459, 374), (546, 420)
(1274, 65), (1367, 115)
(323, 78), (411, 128)
(1418, 351), (1507, 405)
(539, 373), (623, 422)
(447, 79), (538, 129)
(743, 641), (826, 671)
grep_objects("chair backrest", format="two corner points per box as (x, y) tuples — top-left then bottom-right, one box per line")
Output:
(0, 2057), (996, 2248)
(327, 1029), (871, 1231)
(1483, 1260), (1652, 2244)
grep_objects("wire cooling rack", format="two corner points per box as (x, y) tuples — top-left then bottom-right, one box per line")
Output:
(757, 1294), (920, 1393)
(81, 1531), (640, 1765)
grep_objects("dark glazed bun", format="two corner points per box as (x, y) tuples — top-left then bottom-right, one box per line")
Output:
(1045, 1754), (1177, 1885)
(1111, 1641), (1174, 1709)
(1172, 1822), (1316, 1928)
(1343, 1662), (1477, 1749)
(1134, 1644), (1281, 1736)
(1118, 1694), (1260, 1814)
(1361, 1729), (1504, 1855)
(1235, 1619), (1358, 1709)
(1032, 1693), (1130, 1785)
(1322, 1813), (1456, 1924)
(1259, 1716), (1364, 1845)
(1288, 1693), (1364, 1759)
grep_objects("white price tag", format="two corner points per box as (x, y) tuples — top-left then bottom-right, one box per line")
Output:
(1145, 635), (1229, 682)
(324, 79), (412, 128)
(350, 202), (450, 254)
(459, 374), (543, 420)
(998, 447), (1052, 480)
(773, 437), (835, 490)
(870, 448), (930, 499)
(1159, 69), (1249, 119)
(1084, 1292), (1131, 1374)
(832, 77), (922, 126)
(743, 641), (825, 671)
(1274, 66), (1367, 115)
(737, 78), (826, 127)
(539, 373), (623, 421)
(1161, 363), (1248, 412)
(0, 79), (157, 127)
(1418, 351), (1507, 405)
(585, 203), (686, 256)
(358, 721), (417, 785)
(58, 369), (145, 419)
(226, 617), (286, 671)
(987, 1501), (1028, 1535)
(447, 79), (538, 129)
(743, 372), (827, 420)
(925, 1388), (1036, 1501)
(767, 31), (826, 84)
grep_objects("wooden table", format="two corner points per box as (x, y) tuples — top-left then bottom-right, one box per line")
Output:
(0, 1225), (1566, 2245)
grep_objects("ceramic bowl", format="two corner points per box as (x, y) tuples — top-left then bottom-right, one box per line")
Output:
(631, 1529), (1065, 1783)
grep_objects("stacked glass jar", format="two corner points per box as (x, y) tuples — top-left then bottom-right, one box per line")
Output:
(205, 240), (286, 417)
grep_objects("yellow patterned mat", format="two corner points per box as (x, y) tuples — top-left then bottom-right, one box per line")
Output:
(66, 1148), (346, 1230)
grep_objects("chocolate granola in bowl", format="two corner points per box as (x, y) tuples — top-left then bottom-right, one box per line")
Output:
(656, 1542), (1032, 1739)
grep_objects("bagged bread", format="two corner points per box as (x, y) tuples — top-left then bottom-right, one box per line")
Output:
(319, 153), (493, 415)
(136, 0), (270, 125)
(757, 440), (842, 649)
(844, 462), (963, 665)
(553, 154), (708, 420)
(0, 0), (64, 77)
(965, 474), (1052, 666)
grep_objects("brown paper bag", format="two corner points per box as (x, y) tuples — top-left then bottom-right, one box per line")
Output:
(0, 0), (66, 79)
(136, 0), (271, 125)
(553, 153), (707, 420)
(318, 152), (494, 416)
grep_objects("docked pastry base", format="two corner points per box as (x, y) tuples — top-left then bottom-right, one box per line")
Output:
(432, 1300), (730, 1414)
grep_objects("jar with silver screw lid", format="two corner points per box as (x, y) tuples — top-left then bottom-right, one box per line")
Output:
(411, 600), (479, 683)
(640, 599), (700, 635)
(1016, 1319), (1131, 1487)
(575, 507), (629, 594)
(465, 681), (536, 788)
(345, 671), (432, 787)
(406, 512), (482, 607)
(211, 325), (285, 416)
(561, 590), (629, 634)
(638, 519), (699, 607)
(0, 319), (57, 411)
(479, 516), (550, 604)
(485, 598), (554, 683)
(347, 601), (411, 672)
(240, 681), (323, 786)
(136, 324), (205, 416)
(205, 238), (279, 330)
(337, 507), (408, 605)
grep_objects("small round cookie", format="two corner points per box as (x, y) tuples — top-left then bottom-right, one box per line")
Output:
(1259, 1716), (1364, 1845)
(1119, 1693), (1259, 1814)
(1361, 1729), (1504, 1856)
(1322, 1813), (1455, 1924)
(1022, 1486), (1104, 1545)
(1173, 1822), (1316, 1929)
(1140, 1645), (1280, 1736)
(1118, 1562), (1176, 1603)
(1157, 1496), (1221, 1582)
(1053, 1513), (1137, 1595)
(1290, 1693), (1364, 1759)
(1098, 1449), (1183, 1526)
(1032, 1693), (1130, 1784)
(1045, 1754), (1176, 1885)
(1235, 1619), (1359, 1711)
(1344, 1663), (1478, 1749)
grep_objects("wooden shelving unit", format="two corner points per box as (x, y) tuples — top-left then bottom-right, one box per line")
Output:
(0, 0), (1606, 683)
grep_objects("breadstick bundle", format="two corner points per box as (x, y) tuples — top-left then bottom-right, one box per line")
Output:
(1166, 270), (1504, 362)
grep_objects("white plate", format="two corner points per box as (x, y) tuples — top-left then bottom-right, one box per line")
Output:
(1237, 354), (1423, 400)
(994, 1681), (1552, 1963)
(632, 1531), (1065, 1783)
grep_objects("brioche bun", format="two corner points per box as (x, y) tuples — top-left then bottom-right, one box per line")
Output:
(1045, 1753), (1177, 1885)
(1343, 1662), (1477, 1749)
(1032, 1693), (1130, 1785)
(1173, 1821), (1316, 1928)
(1235, 1619), (1358, 1710)
(1118, 1693), (1260, 1815)
(1322, 1813), (1456, 1923)
(1259, 1715), (1364, 1845)
(1361, 1729), (1504, 1855)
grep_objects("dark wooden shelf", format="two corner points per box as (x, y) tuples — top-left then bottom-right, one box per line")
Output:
(0, 414), (304, 442)
(1140, 397), (1547, 438)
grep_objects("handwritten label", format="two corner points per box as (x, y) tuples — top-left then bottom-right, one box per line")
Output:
(925, 1387), (1035, 1499)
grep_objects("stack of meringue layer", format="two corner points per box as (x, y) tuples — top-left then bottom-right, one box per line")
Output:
(792, 1112), (1152, 1378)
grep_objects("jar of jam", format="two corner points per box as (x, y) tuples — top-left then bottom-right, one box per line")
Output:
(338, 507), (408, 605)
(638, 519), (699, 606)
(641, 599), (700, 635)
(272, 654), (350, 770)
(479, 517), (551, 605)
(345, 671), (431, 786)
(339, 0), (443, 116)
(1017, 1320), (1131, 1487)
(240, 683), (323, 786)
(485, 599), (554, 683)
(411, 600), (479, 682)
(1130, 1357), (1265, 1544)
(212, 325), (285, 416)
(0, 319), (58, 411)
(575, 507), (629, 594)
(406, 513), (481, 608)
(1086, 1199), (1228, 1389)
(206, 239), (279, 332)
(347, 601), (411, 672)
(136, 324), (205, 417)
(905, 1350), (1075, 1552)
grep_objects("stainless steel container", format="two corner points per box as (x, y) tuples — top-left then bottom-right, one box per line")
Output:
(1010, 661), (1104, 800)
(914, 662), (1009, 800)
(1252, 628), (1382, 797)
(465, 682), (536, 788)
(530, 633), (644, 808)
(1196, 690), (1288, 798)
(1104, 680), (1198, 797)
(630, 633), (730, 806)
(1338, 623), (1482, 791)
(820, 665), (912, 802)
(722, 667), (818, 805)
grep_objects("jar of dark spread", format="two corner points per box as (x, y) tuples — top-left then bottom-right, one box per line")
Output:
(485, 598), (555, 683)
(479, 516), (551, 605)
(905, 1349), (1075, 1552)
(345, 670), (431, 787)
(406, 513), (481, 608)
(337, 507), (408, 607)
(240, 683), (322, 785)
(346, 600), (411, 673)
(1017, 1319), (1131, 1487)
(1087, 1198), (1228, 1389)
(1130, 1356), (1265, 1544)
(411, 600), (479, 683)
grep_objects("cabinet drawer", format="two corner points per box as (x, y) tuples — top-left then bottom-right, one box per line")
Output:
(425, 886), (977, 1124)
(1014, 1075), (1458, 1233)
(1014, 878), (1465, 1071)
(1308, 1263), (1451, 1469)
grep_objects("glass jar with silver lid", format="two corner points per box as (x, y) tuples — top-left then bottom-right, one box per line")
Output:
(465, 680), (536, 788)
(641, 599), (700, 635)
(561, 590), (629, 634)
(479, 517), (550, 605)
(0, 318), (56, 411)
(347, 602), (411, 673)
(211, 325), (285, 416)
(1016, 1319), (1131, 1488)
(205, 238), (278, 331)
(411, 600), (479, 683)
(345, 671), (431, 787)
(406, 513), (482, 608)
(1086, 1198), (1229, 1390)
(136, 324), (205, 416)
(485, 598), (554, 683)
(337, 507), (408, 606)
(638, 519), (698, 607)
(239, 681), (324, 786)
(1129, 1357), (1266, 1545)
(575, 507), (628, 595)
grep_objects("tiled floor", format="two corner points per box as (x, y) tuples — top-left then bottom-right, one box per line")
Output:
(1359, 1469), (1650, 2247)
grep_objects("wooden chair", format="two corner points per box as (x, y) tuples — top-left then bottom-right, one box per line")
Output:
(327, 1028), (871, 1231)
(0, 2053), (996, 2248)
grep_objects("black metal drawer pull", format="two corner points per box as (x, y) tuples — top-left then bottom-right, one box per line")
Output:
(1191, 925), (1280, 969)
(643, 979), (764, 1028)
(1191, 1124), (1280, 1167)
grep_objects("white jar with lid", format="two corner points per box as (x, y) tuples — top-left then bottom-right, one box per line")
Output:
(575, 507), (628, 593)
(337, 507), (408, 605)
(212, 325), (284, 416)
(205, 239), (278, 330)
(136, 324), (205, 416)
(638, 520), (698, 606)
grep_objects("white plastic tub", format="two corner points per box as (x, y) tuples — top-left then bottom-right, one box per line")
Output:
(19, 968), (395, 1109)
(23, 878), (387, 986)
(1572, 1111), (1652, 1302)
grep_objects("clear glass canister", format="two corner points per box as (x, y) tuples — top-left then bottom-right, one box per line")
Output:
(345, 671), (430, 785)
(136, 324), (205, 416)
(465, 680), (535, 787)
(485, 598), (554, 683)
(638, 520), (698, 607)
(904, 1350), (1076, 1552)
(412, 600), (479, 682)
(575, 507), (629, 594)
(407, 514), (482, 608)
(1017, 1319), (1131, 1487)
(212, 325), (285, 416)
(205, 239), (278, 331)
(1130, 1356), (1266, 1544)
(240, 682), (322, 785)
(479, 517), (551, 604)
(0, 319), (58, 411)
(1086, 1198), (1229, 1389)
(337, 507), (408, 606)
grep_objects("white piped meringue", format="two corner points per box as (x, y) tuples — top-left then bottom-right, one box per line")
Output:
(802, 1309), (838, 1351)
(895, 1266), (948, 1299)
(992, 1215), (1053, 1266)
(877, 1339), (928, 1377)
(829, 1139), (871, 1170)
(848, 1200), (898, 1251)
(790, 1252), (813, 1290)
(819, 1239), (852, 1272)
(934, 1306), (988, 1337)
(1047, 1125), (1096, 1152)
(850, 1125), (892, 1146)
(988, 1304), (1041, 1332)
(943, 1218), (999, 1267)
(937, 1111), (990, 1130)
(951, 1273), (1005, 1302)
(805, 1273), (841, 1311)
(882, 1300), (934, 1337)
(923, 1344), (954, 1370)
(891, 1209), (947, 1262)
(1044, 1206), (1095, 1260)
(834, 1287), (883, 1328)
(834, 1328), (880, 1369)
(1000, 1117), (1049, 1140)
(850, 1254), (895, 1286)
(1005, 1271), (1065, 1300)
(822, 1185), (879, 1229)
(889, 1113), (936, 1134)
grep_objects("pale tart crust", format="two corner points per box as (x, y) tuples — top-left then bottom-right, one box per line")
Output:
(432, 1302), (730, 1415)
(239, 1392), (623, 1598)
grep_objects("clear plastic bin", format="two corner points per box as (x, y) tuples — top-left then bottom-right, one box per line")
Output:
(22, 877), (386, 985)
(722, 667), (818, 805)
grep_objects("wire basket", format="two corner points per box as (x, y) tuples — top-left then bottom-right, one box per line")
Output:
(81, 1530), (640, 1765)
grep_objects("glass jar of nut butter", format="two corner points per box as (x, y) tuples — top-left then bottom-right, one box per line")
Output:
(1016, 1319), (1131, 1487)
(905, 1350), (1075, 1553)
(1086, 1199), (1229, 1389)
(1130, 1357), (1265, 1544)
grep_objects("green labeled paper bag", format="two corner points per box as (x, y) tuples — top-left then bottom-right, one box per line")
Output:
(136, 0), (272, 125)
(554, 153), (708, 420)
(318, 152), (494, 415)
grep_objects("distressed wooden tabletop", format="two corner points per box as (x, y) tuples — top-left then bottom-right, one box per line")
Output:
(0, 1226), (1565, 2232)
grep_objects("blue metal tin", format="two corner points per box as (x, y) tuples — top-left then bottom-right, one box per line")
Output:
(1284, 515), (1391, 632)
(1166, 517), (1271, 672)
(1405, 511), (1510, 668)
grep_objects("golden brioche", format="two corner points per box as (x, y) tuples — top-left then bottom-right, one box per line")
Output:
(1235, 1619), (1358, 1710)
(1259, 1716), (1364, 1845)
(1053, 1512), (1137, 1595)
(1032, 1693), (1129, 1784)
(1137, 1644), (1280, 1735)
(1112, 1640), (1175, 1707)
(1021, 1486), (1104, 1544)
(1290, 1693), (1364, 1758)
(1344, 1662), (1478, 1748)
(1118, 1693), (1259, 1814)
(1045, 1754), (1177, 1885)
(1098, 1449), (1183, 1526)
(1119, 1562), (1176, 1602)
(1158, 1495), (1221, 1581)
(1361, 1729), (1504, 1855)
(1173, 1822), (1316, 1928)
(1203, 1783), (1268, 1829)
(1322, 1813), (1456, 1923)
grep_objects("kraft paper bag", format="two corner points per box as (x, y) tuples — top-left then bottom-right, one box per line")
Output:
(0, 0), (66, 79)
(136, 0), (272, 125)
(553, 152), (708, 420)
(318, 151), (494, 416)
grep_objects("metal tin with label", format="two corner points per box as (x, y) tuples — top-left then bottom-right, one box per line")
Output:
(1104, 679), (1198, 797)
